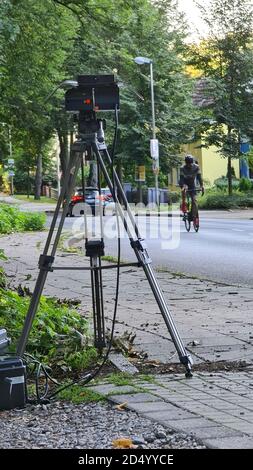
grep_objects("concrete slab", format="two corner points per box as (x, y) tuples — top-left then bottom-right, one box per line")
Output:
(203, 436), (253, 449)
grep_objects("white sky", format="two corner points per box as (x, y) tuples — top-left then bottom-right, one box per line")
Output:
(177, 0), (209, 41)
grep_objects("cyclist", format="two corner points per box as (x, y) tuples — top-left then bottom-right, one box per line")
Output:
(179, 155), (204, 222)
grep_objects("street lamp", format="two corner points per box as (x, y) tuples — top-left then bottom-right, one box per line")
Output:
(134, 56), (160, 208)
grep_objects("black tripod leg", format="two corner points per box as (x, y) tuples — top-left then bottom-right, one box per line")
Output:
(17, 152), (81, 356)
(90, 256), (106, 352)
(93, 142), (193, 376)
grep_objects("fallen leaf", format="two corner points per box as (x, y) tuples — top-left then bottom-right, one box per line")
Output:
(112, 438), (136, 449)
(116, 402), (128, 411)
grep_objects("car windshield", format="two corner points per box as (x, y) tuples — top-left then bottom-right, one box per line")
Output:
(75, 188), (98, 197)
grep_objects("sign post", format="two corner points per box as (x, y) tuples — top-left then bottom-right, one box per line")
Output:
(8, 159), (15, 196)
(135, 165), (146, 204)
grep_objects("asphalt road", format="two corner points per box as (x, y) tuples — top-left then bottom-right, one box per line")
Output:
(47, 214), (253, 287)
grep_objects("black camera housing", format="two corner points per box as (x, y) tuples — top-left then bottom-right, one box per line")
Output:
(65, 74), (119, 112)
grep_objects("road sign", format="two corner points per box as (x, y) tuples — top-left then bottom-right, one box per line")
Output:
(8, 159), (14, 166)
(9, 171), (15, 177)
(135, 165), (146, 182)
(150, 139), (159, 160)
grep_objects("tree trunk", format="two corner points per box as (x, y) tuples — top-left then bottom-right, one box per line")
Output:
(88, 162), (98, 187)
(227, 126), (233, 196)
(57, 129), (69, 178)
(34, 153), (42, 200)
(227, 156), (233, 196)
(27, 168), (30, 198)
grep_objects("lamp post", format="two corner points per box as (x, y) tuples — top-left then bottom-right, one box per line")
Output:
(134, 56), (160, 208)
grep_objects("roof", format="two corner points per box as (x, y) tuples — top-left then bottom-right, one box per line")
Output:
(192, 78), (215, 108)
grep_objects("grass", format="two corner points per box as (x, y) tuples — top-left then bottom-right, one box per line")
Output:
(0, 204), (46, 234)
(104, 372), (156, 387)
(58, 233), (82, 254)
(101, 255), (119, 263)
(57, 385), (105, 404)
(105, 372), (134, 386)
(14, 195), (56, 204)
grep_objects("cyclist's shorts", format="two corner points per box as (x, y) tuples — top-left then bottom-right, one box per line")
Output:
(185, 182), (197, 196)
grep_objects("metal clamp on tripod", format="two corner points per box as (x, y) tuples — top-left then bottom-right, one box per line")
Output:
(17, 74), (193, 378)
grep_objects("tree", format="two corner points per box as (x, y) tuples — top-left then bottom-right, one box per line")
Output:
(55, 0), (196, 187)
(190, 0), (253, 195)
(0, 0), (77, 197)
(0, 0), (196, 196)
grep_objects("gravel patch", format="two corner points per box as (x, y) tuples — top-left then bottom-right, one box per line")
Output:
(0, 401), (205, 449)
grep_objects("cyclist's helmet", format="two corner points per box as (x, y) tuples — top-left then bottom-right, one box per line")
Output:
(185, 155), (194, 164)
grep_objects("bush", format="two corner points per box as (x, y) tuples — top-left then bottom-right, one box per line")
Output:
(214, 177), (240, 191)
(0, 288), (97, 372)
(198, 194), (253, 210)
(239, 178), (252, 192)
(0, 204), (46, 233)
(168, 191), (180, 204)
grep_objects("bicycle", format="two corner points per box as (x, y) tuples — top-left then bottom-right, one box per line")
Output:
(181, 188), (202, 233)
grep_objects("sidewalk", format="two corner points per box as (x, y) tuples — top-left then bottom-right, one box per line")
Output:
(1, 231), (253, 448)
(0, 195), (56, 213)
(89, 371), (253, 449)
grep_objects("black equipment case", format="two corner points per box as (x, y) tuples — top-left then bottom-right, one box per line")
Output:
(0, 356), (26, 410)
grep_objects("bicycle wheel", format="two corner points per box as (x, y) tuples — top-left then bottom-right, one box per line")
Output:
(193, 212), (199, 232)
(193, 220), (199, 232)
(192, 200), (199, 232)
(184, 214), (191, 232)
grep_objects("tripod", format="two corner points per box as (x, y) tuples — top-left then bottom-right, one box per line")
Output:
(17, 114), (193, 377)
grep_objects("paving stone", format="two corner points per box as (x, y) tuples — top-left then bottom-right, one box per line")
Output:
(89, 384), (137, 395)
(147, 416), (216, 431)
(108, 393), (165, 404)
(190, 426), (245, 440)
(203, 436), (253, 449)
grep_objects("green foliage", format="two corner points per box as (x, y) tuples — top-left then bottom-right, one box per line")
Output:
(0, 0), (77, 197)
(58, 385), (104, 404)
(0, 204), (46, 233)
(239, 178), (252, 192)
(198, 193), (253, 209)
(0, 0), (196, 191)
(0, 250), (7, 261)
(0, 249), (7, 287)
(106, 372), (133, 386)
(0, 288), (97, 371)
(214, 177), (239, 191)
(168, 191), (181, 203)
(187, 0), (253, 194)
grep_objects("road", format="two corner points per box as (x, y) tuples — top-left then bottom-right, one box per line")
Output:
(48, 214), (253, 286)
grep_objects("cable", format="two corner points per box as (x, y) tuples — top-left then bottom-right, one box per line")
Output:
(22, 353), (59, 403)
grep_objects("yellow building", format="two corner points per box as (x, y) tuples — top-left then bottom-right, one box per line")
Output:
(168, 141), (240, 189)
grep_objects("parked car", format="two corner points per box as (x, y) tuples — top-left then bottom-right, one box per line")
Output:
(66, 187), (113, 216)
